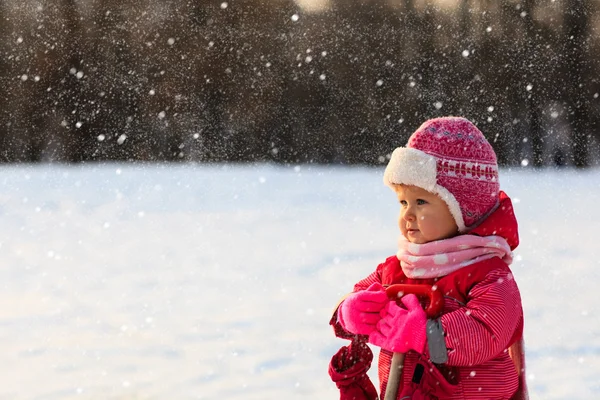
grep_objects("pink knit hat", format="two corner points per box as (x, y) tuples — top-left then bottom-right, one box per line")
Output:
(383, 116), (500, 232)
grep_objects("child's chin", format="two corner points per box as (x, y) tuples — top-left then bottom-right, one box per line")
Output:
(406, 237), (426, 244)
(405, 231), (425, 244)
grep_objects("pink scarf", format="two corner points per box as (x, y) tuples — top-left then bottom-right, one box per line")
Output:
(397, 235), (512, 279)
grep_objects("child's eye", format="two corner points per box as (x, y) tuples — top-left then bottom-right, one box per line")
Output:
(399, 200), (407, 206)
(416, 199), (427, 205)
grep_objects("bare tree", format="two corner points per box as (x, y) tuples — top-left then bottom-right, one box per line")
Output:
(564, 0), (592, 167)
(521, 0), (545, 167)
(0, 0), (8, 158)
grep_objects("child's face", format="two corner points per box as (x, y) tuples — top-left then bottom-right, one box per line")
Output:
(394, 184), (458, 244)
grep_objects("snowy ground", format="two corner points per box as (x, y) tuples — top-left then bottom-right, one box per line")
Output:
(0, 164), (599, 399)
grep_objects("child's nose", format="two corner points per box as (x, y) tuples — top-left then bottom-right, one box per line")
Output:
(403, 209), (416, 221)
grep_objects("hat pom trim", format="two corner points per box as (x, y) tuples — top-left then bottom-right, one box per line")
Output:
(383, 147), (467, 233)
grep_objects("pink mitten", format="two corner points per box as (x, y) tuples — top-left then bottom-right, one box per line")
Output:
(338, 283), (389, 336)
(368, 294), (427, 353)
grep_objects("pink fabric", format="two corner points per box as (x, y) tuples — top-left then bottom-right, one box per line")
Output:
(338, 282), (388, 336)
(397, 234), (512, 279)
(406, 117), (500, 227)
(368, 294), (427, 354)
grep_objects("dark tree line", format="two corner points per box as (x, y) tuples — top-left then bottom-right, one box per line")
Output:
(1, 0), (599, 166)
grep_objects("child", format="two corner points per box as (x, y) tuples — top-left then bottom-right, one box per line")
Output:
(329, 117), (527, 400)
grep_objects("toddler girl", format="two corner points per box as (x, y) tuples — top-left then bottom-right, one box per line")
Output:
(329, 117), (527, 400)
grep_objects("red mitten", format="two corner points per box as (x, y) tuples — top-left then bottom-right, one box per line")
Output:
(368, 294), (427, 353)
(338, 282), (389, 336)
(329, 339), (379, 400)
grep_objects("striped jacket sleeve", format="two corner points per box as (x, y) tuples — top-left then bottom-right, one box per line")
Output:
(441, 268), (523, 366)
(352, 267), (383, 292)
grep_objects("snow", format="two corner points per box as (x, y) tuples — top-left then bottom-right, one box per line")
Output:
(0, 164), (599, 399)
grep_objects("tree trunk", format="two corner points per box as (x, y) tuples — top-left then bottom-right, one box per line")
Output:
(0, 0), (7, 160)
(522, 0), (544, 167)
(564, 0), (591, 168)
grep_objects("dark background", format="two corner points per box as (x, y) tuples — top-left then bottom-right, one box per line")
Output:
(1, 0), (598, 166)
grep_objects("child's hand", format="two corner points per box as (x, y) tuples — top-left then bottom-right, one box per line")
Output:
(368, 294), (427, 353)
(338, 282), (389, 336)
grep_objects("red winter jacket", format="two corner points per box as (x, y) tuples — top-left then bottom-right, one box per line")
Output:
(330, 192), (527, 400)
